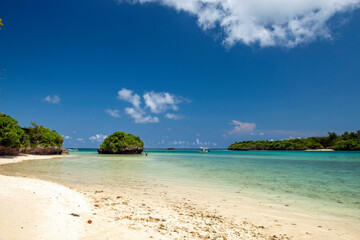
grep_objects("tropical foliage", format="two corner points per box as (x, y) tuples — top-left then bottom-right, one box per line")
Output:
(99, 131), (144, 152)
(23, 122), (63, 147)
(0, 113), (26, 148)
(228, 131), (360, 151)
(0, 113), (63, 149)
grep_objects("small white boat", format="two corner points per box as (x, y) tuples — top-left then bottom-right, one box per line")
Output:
(199, 147), (210, 153)
(67, 148), (78, 152)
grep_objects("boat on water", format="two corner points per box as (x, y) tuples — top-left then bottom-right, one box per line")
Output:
(67, 148), (78, 152)
(199, 147), (210, 153)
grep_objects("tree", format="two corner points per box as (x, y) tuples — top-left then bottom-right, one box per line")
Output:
(228, 130), (360, 151)
(328, 132), (338, 142)
(0, 19), (3, 28)
(23, 123), (63, 147)
(0, 113), (25, 148)
(99, 131), (144, 154)
(342, 131), (350, 140)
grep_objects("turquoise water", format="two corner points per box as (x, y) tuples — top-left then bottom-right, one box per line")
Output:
(1, 149), (360, 220)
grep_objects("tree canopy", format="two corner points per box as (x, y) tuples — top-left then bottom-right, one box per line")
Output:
(228, 131), (360, 151)
(99, 131), (144, 153)
(23, 122), (63, 147)
(0, 113), (63, 149)
(0, 113), (25, 148)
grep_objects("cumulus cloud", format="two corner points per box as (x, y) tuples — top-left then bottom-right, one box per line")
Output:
(105, 109), (120, 118)
(228, 120), (256, 135)
(116, 88), (187, 123)
(43, 95), (60, 104)
(117, 88), (141, 108)
(62, 135), (71, 140)
(125, 107), (159, 123)
(143, 91), (182, 113)
(124, 0), (360, 47)
(89, 134), (107, 142)
(165, 113), (183, 120)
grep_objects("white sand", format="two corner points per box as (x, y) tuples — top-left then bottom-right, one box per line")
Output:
(305, 149), (334, 151)
(0, 175), (91, 240)
(77, 185), (360, 240)
(0, 154), (65, 165)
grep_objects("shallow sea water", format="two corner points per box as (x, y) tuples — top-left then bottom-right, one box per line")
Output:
(1, 149), (359, 221)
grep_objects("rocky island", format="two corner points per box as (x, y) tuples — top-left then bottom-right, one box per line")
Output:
(0, 113), (68, 155)
(97, 131), (144, 154)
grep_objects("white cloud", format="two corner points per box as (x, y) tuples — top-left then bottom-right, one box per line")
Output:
(89, 134), (107, 142)
(125, 0), (360, 47)
(196, 138), (200, 145)
(76, 138), (84, 141)
(125, 107), (159, 123)
(116, 89), (187, 123)
(228, 120), (256, 135)
(43, 95), (60, 104)
(105, 109), (120, 118)
(117, 88), (141, 108)
(165, 113), (183, 120)
(62, 135), (71, 140)
(143, 91), (182, 113)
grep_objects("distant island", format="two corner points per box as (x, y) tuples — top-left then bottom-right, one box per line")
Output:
(0, 113), (68, 155)
(97, 131), (144, 154)
(228, 131), (360, 151)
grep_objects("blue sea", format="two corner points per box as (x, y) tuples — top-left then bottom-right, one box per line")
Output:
(1, 149), (359, 221)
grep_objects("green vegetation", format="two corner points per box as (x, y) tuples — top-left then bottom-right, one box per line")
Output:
(99, 131), (144, 154)
(23, 122), (63, 147)
(0, 113), (63, 149)
(0, 113), (26, 148)
(228, 131), (360, 151)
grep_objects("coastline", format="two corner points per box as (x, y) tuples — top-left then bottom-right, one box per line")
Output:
(305, 149), (334, 151)
(74, 181), (360, 240)
(0, 154), (90, 240)
(1, 154), (359, 239)
(0, 154), (66, 165)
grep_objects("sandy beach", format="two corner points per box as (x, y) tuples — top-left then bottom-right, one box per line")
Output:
(0, 174), (90, 240)
(1, 154), (359, 240)
(76, 184), (360, 240)
(0, 154), (65, 165)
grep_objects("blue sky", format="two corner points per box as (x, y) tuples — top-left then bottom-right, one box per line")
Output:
(1, 0), (360, 148)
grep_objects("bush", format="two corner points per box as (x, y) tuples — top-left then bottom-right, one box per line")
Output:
(332, 139), (360, 151)
(99, 131), (144, 153)
(0, 113), (63, 150)
(23, 122), (63, 147)
(0, 113), (26, 148)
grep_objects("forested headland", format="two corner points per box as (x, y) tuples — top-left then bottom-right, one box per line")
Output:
(228, 131), (360, 151)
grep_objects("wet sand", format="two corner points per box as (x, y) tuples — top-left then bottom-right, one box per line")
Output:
(76, 184), (360, 240)
(0, 154), (65, 165)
